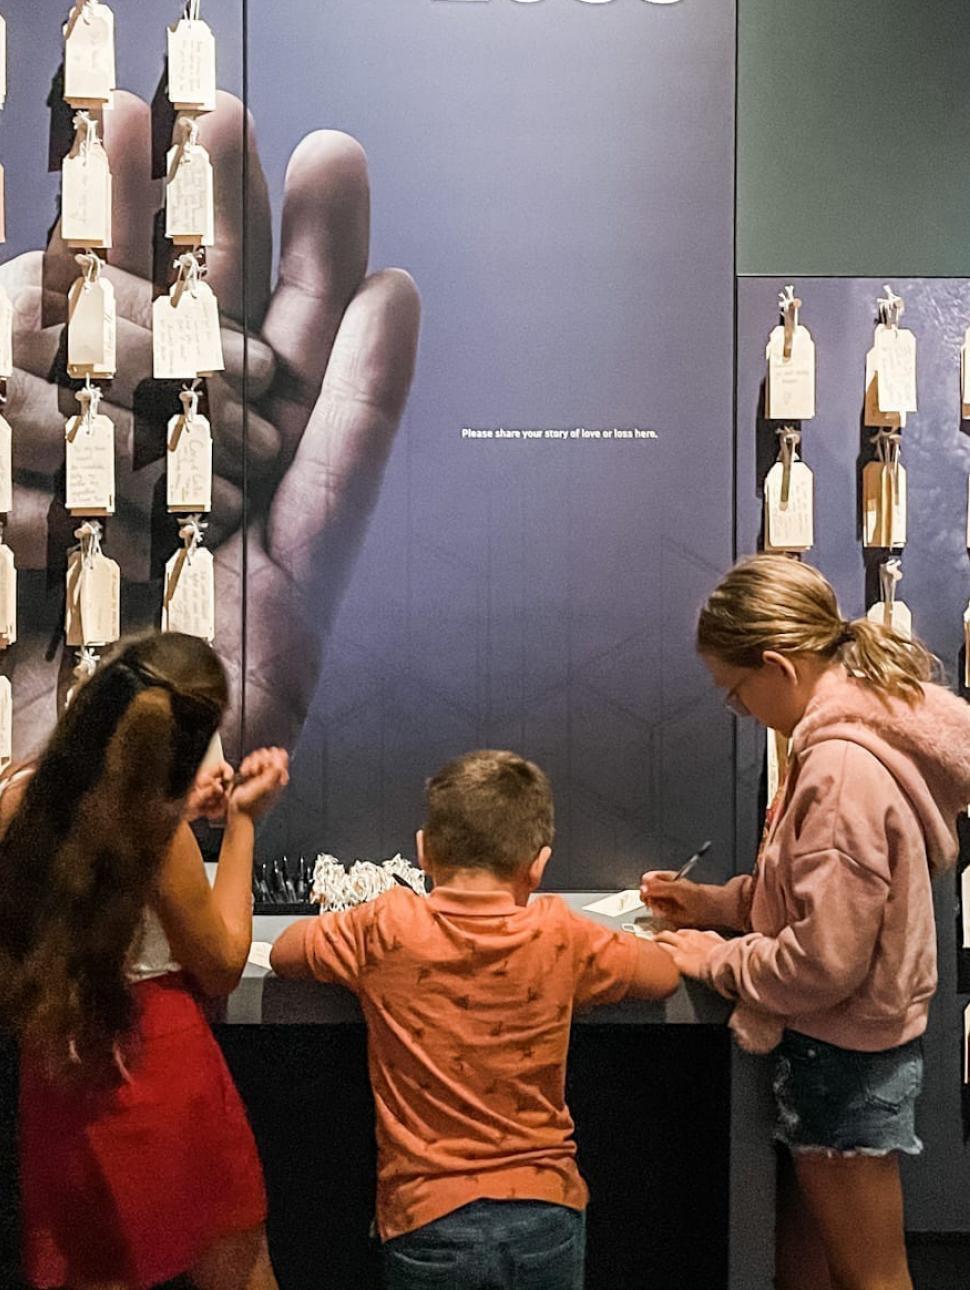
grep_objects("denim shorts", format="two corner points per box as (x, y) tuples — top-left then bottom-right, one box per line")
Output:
(383, 1200), (585, 1290)
(773, 1029), (924, 1157)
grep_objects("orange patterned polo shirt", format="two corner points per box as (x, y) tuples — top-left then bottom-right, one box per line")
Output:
(274, 885), (638, 1239)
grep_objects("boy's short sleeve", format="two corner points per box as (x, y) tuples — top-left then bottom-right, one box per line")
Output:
(565, 908), (640, 1009)
(274, 904), (373, 990)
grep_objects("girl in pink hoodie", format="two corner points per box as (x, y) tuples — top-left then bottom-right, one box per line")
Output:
(642, 556), (970, 1290)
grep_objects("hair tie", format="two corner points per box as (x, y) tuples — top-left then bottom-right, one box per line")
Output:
(834, 621), (855, 648)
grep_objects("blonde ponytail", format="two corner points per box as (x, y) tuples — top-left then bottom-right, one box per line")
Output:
(697, 555), (938, 704)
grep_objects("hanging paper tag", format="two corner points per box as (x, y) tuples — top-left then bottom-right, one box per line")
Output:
(964, 602), (970, 690)
(165, 140), (215, 246)
(764, 458), (814, 552)
(864, 349), (905, 430)
(0, 676), (11, 769)
(168, 18), (217, 112)
(67, 274), (116, 378)
(62, 142), (112, 248)
(0, 544), (16, 647)
(66, 410), (115, 514)
(0, 413), (11, 514)
(0, 15), (7, 110)
(163, 546), (215, 642)
(966, 476), (970, 550)
(66, 548), (119, 647)
(862, 460), (907, 549)
(152, 280), (224, 379)
(0, 162), (6, 245)
(0, 284), (12, 379)
(766, 324), (816, 421)
(63, 2), (116, 106)
(167, 411), (213, 512)
(873, 324), (917, 415)
(867, 596), (912, 640)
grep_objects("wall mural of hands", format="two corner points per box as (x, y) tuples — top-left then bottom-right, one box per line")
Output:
(0, 88), (420, 759)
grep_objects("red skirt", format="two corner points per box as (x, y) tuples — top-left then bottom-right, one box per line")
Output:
(19, 972), (267, 1289)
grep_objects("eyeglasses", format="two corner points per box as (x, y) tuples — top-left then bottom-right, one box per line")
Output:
(723, 675), (751, 718)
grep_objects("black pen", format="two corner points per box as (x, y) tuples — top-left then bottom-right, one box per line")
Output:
(672, 840), (711, 882)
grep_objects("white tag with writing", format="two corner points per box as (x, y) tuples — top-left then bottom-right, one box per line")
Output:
(163, 546), (215, 642)
(153, 280), (224, 378)
(864, 349), (905, 430)
(766, 323), (816, 420)
(582, 890), (643, 918)
(764, 458), (814, 552)
(67, 275), (116, 378)
(167, 410), (212, 512)
(0, 677), (11, 769)
(166, 141), (215, 245)
(66, 548), (119, 646)
(0, 544), (16, 647)
(168, 18), (217, 112)
(0, 414), (11, 514)
(66, 411), (115, 514)
(64, 2), (116, 106)
(863, 460), (907, 549)
(873, 324), (917, 415)
(0, 285), (12, 379)
(867, 596), (912, 640)
(62, 143), (112, 248)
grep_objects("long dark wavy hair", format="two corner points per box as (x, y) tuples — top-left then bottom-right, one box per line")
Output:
(0, 631), (228, 1083)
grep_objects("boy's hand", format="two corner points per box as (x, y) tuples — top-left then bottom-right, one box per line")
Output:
(228, 747), (290, 820)
(653, 928), (724, 979)
(639, 872), (707, 928)
(184, 760), (234, 822)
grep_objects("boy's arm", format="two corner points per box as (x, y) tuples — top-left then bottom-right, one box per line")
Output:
(567, 908), (679, 1009)
(626, 939), (681, 1000)
(271, 907), (369, 989)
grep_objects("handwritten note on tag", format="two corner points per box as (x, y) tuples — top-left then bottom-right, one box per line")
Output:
(163, 546), (215, 641)
(863, 461), (907, 549)
(0, 677), (11, 769)
(864, 349), (905, 430)
(166, 143), (215, 245)
(64, 3), (116, 106)
(66, 411), (115, 514)
(66, 549), (119, 646)
(67, 276), (116, 378)
(62, 145), (112, 248)
(153, 282), (224, 379)
(766, 324), (816, 421)
(0, 285), (12, 380)
(168, 18), (217, 112)
(0, 413), (11, 515)
(873, 324), (917, 415)
(867, 597), (912, 640)
(167, 411), (213, 512)
(0, 545), (16, 647)
(764, 458), (814, 552)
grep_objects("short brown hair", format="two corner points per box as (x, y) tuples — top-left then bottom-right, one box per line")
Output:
(423, 750), (554, 877)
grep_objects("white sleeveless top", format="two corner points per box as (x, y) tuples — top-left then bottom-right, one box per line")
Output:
(0, 765), (180, 983)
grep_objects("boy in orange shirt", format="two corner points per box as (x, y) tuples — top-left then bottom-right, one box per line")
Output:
(270, 750), (680, 1289)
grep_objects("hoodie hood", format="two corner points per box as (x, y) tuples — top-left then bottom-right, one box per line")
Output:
(792, 669), (970, 875)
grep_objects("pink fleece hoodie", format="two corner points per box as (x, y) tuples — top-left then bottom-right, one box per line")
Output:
(696, 668), (970, 1054)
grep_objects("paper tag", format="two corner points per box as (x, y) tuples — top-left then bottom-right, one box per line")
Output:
(166, 142), (215, 245)
(0, 284), (12, 379)
(200, 729), (225, 772)
(152, 281), (224, 379)
(964, 602), (970, 690)
(248, 941), (274, 970)
(862, 460), (907, 549)
(873, 324), (917, 415)
(163, 546), (215, 641)
(766, 729), (789, 804)
(966, 477), (970, 550)
(0, 544), (16, 647)
(167, 411), (213, 512)
(67, 275), (116, 378)
(766, 323), (816, 421)
(66, 411), (115, 514)
(864, 349), (905, 430)
(64, 2), (116, 106)
(581, 890), (643, 918)
(66, 549), (119, 646)
(0, 16), (7, 110)
(168, 18), (217, 112)
(0, 162), (6, 245)
(62, 143), (112, 248)
(0, 413), (11, 514)
(0, 677), (11, 770)
(764, 458), (814, 552)
(867, 597), (912, 640)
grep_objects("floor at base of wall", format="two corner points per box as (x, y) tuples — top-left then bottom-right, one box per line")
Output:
(907, 1234), (970, 1290)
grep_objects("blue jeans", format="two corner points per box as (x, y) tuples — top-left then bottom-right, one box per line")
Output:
(383, 1200), (586, 1290)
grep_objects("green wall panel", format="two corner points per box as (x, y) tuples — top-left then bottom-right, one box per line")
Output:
(738, 0), (970, 276)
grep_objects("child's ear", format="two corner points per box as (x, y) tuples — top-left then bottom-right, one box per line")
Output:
(527, 845), (553, 890)
(416, 829), (431, 874)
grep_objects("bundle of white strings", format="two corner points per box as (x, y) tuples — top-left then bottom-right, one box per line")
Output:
(310, 853), (427, 912)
